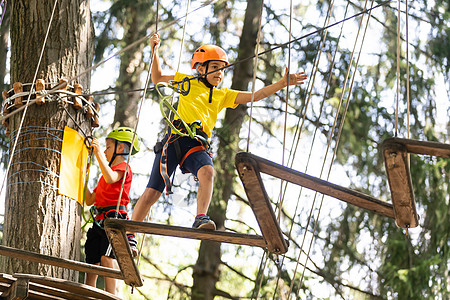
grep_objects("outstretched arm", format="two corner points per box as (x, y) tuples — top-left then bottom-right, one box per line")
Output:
(234, 68), (307, 104)
(150, 33), (175, 84)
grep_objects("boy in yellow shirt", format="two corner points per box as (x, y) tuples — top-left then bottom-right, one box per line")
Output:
(130, 33), (307, 232)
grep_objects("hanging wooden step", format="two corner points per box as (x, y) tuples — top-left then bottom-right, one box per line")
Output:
(103, 218), (271, 287)
(104, 218), (267, 248)
(0, 245), (122, 280)
(383, 137), (450, 158)
(102, 224), (143, 288)
(382, 138), (450, 228)
(0, 273), (121, 300)
(235, 155), (290, 254)
(235, 152), (395, 220)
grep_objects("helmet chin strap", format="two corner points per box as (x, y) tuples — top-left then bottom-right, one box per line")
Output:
(197, 62), (215, 88)
(109, 140), (131, 167)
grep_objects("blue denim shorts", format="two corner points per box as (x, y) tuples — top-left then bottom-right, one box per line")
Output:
(146, 135), (213, 193)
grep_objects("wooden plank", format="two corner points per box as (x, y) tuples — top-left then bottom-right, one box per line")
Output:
(104, 219), (267, 248)
(3, 278), (28, 300)
(383, 137), (450, 158)
(236, 152), (395, 219)
(382, 141), (419, 228)
(13, 274), (121, 300)
(0, 246), (122, 280)
(235, 156), (289, 255)
(103, 226), (143, 287)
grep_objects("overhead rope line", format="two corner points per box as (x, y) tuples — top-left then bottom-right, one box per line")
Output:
(190, 0), (394, 88)
(0, 0), (59, 198)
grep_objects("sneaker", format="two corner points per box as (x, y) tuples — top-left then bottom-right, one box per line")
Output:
(192, 215), (216, 230)
(127, 234), (138, 257)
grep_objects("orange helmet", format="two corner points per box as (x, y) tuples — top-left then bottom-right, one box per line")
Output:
(191, 45), (229, 69)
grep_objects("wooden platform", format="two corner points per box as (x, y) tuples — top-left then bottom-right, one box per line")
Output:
(0, 245), (122, 280)
(235, 152), (395, 219)
(382, 138), (450, 228)
(0, 273), (121, 300)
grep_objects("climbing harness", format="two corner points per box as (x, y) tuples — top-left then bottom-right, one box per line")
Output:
(155, 81), (212, 194)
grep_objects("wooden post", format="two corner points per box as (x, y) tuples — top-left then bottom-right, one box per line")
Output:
(92, 102), (100, 127)
(13, 82), (23, 108)
(72, 83), (83, 109)
(35, 79), (46, 106)
(58, 79), (68, 103)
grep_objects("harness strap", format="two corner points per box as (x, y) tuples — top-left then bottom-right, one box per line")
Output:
(95, 205), (127, 215)
(179, 145), (209, 166)
(158, 121), (212, 195)
(160, 134), (175, 195)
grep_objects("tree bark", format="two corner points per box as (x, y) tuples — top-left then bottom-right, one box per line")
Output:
(2, 0), (94, 281)
(191, 1), (263, 299)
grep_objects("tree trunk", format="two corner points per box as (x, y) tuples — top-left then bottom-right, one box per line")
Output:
(191, 1), (262, 299)
(2, 0), (94, 281)
(112, 1), (152, 128)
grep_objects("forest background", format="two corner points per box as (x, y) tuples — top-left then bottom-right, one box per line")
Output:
(0, 0), (448, 299)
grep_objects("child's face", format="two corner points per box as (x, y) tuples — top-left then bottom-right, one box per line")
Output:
(104, 138), (116, 163)
(201, 61), (227, 86)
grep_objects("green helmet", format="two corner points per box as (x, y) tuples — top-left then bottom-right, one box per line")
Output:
(107, 127), (140, 155)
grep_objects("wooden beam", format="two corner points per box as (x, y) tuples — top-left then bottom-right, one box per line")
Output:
(383, 137), (450, 158)
(236, 152), (395, 219)
(0, 246), (122, 280)
(235, 156), (289, 254)
(104, 218), (267, 248)
(3, 278), (28, 300)
(103, 226), (143, 287)
(12, 274), (122, 300)
(382, 140), (419, 228)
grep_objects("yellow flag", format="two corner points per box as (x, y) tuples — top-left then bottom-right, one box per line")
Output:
(59, 126), (89, 204)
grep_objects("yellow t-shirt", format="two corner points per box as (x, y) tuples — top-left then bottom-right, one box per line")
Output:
(173, 72), (239, 138)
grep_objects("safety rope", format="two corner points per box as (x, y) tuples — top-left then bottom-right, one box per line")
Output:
(0, 0), (6, 26)
(247, 1), (267, 297)
(279, 2), (348, 298)
(245, 0), (264, 153)
(292, 1), (374, 296)
(406, 0), (410, 140)
(395, 0), (401, 137)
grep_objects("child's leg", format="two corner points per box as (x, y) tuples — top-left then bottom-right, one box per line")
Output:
(85, 270), (98, 287)
(196, 164), (214, 215)
(131, 187), (162, 222)
(101, 256), (118, 295)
